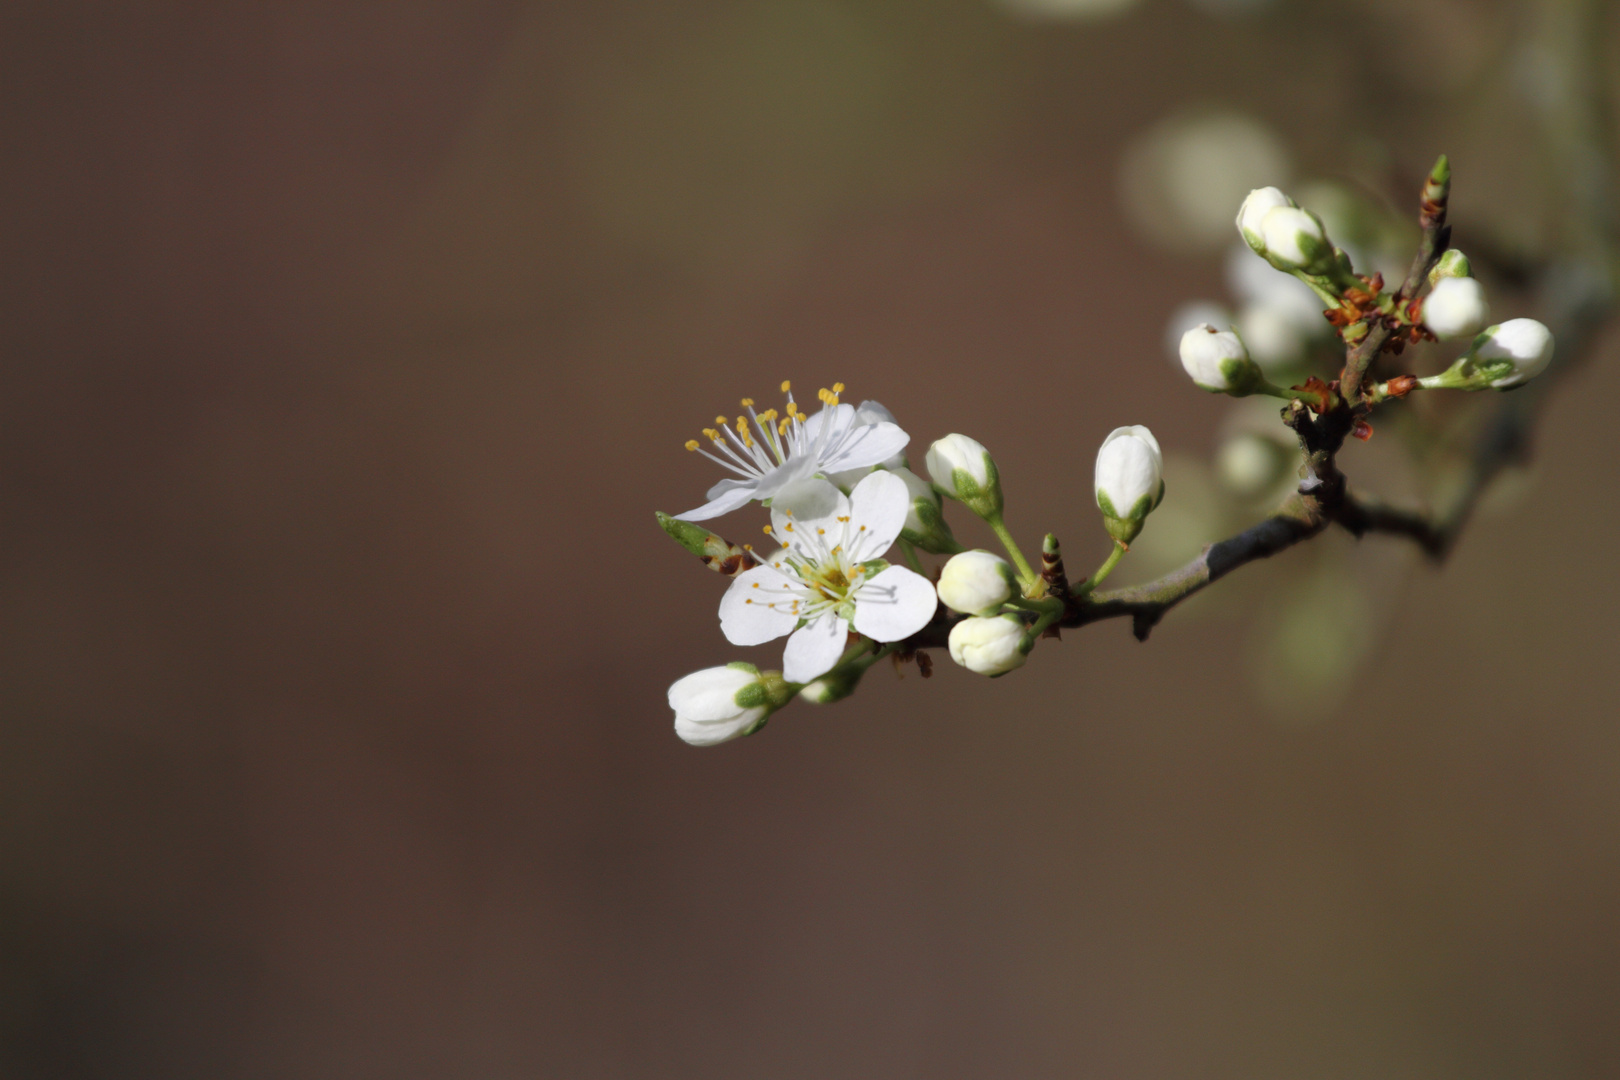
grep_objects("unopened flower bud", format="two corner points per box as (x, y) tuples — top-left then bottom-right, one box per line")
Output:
(1237, 186), (1296, 255)
(1422, 276), (1489, 340)
(1427, 248), (1472, 285)
(1421, 318), (1555, 392)
(668, 663), (792, 747)
(1471, 318), (1555, 387)
(1094, 425), (1164, 545)
(926, 434), (1003, 520)
(1259, 205), (1335, 275)
(891, 466), (960, 554)
(1178, 324), (1266, 395)
(947, 614), (1028, 676)
(936, 550), (1018, 616)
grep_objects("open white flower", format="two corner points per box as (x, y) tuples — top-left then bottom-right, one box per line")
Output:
(677, 382), (909, 521)
(718, 471), (938, 684)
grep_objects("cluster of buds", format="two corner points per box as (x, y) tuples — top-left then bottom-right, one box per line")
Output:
(658, 383), (1164, 743)
(655, 158), (1557, 746)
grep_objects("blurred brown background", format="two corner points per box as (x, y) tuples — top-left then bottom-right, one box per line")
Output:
(5, 2), (1620, 1077)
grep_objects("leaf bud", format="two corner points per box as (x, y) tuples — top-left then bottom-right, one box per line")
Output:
(1178, 324), (1266, 395)
(926, 434), (1004, 520)
(1093, 425), (1164, 545)
(947, 614), (1028, 677)
(1427, 248), (1472, 285)
(936, 550), (1019, 616)
(668, 663), (792, 747)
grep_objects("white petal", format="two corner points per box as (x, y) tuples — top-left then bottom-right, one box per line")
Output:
(819, 420), (910, 474)
(718, 566), (801, 645)
(770, 477), (849, 539)
(796, 403), (854, 447)
(845, 470), (910, 560)
(751, 453), (815, 500)
(782, 613), (849, 683)
(676, 479), (759, 522)
(851, 565), (938, 642)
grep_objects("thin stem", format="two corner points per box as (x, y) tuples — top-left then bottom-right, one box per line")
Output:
(987, 513), (1037, 587)
(1077, 541), (1126, 594)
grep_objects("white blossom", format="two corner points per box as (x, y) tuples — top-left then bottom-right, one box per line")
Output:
(1422, 276), (1489, 340)
(1259, 206), (1333, 274)
(668, 664), (775, 747)
(947, 615), (1027, 676)
(718, 472), (937, 684)
(677, 383), (908, 522)
(1236, 186), (1296, 253)
(926, 434), (1002, 518)
(936, 551), (1018, 616)
(1179, 324), (1260, 394)
(1473, 318), (1555, 387)
(1094, 426), (1165, 528)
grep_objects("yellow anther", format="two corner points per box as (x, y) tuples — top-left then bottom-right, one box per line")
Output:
(780, 380), (792, 393)
(817, 528), (826, 535)
(715, 416), (728, 426)
(778, 418), (790, 435)
(833, 381), (845, 393)
(684, 440), (699, 452)
(758, 408), (777, 422)
(740, 398), (754, 407)
(703, 428), (720, 441)
(762, 525), (773, 534)
(837, 516), (850, 522)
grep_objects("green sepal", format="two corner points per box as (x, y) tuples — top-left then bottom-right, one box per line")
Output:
(901, 495), (962, 555)
(941, 455), (1003, 520)
(656, 511), (715, 556)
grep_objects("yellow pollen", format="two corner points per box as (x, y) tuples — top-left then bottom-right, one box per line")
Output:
(752, 582), (760, 588)
(736, 416), (753, 447)
(714, 416), (728, 426)
(832, 382), (845, 394)
(780, 380), (791, 393)
(703, 428), (721, 441)
(762, 525), (773, 534)
(778, 418), (790, 435)
(759, 408), (777, 422)
(837, 516), (850, 522)
(745, 599), (753, 604)
(684, 440), (699, 451)
(858, 524), (867, 531)
(740, 398), (754, 407)
(817, 528), (825, 535)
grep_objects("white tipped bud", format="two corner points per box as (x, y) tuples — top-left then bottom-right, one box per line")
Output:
(1473, 318), (1555, 387)
(1421, 276), (1489, 340)
(1178, 324), (1265, 394)
(926, 434), (1003, 519)
(668, 663), (788, 746)
(1428, 248), (1472, 285)
(1422, 317), (1556, 392)
(1094, 425), (1164, 544)
(1258, 205), (1334, 275)
(936, 550), (1018, 616)
(889, 465), (956, 554)
(1237, 186), (1295, 253)
(947, 614), (1028, 676)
